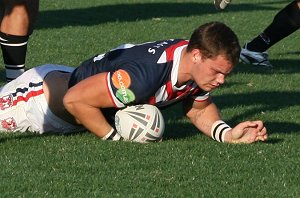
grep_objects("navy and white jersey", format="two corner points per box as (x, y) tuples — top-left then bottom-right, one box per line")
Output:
(69, 39), (209, 109)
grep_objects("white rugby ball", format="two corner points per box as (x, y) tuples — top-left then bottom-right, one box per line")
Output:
(114, 104), (165, 143)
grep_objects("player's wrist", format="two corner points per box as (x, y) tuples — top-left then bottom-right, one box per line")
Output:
(102, 127), (123, 141)
(211, 120), (232, 143)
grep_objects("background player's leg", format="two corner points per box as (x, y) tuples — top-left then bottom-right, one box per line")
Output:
(0, 0), (39, 82)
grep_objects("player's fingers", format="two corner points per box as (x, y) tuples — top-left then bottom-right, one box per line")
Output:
(256, 136), (265, 141)
(237, 121), (257, 129)
(255, 133), (268, 142)
(250, 120), (264, 130)
(257, 127), (267, 136)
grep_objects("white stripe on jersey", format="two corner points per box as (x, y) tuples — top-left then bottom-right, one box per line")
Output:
(110, 42), (156, 52)
(157, 52), (167, 64)
(110, 43), (136, 52)
(153, 45), (187, 103)
(170, 45), (185, 87)
(106, 72), (125, 108)
(193, 92), (210, 102)
(154, 85), (168, 103)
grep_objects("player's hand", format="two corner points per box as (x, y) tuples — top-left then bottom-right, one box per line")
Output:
(229, 120), (268, 144)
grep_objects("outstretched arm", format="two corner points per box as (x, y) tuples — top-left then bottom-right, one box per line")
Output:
(63, 72), (119, 140)
(184, 97), (267, 143)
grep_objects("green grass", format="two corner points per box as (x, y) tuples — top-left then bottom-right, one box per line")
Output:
(0, 0), (299, 197)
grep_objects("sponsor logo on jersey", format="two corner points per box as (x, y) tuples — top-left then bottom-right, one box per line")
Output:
(116, 88), (135, 104)
(112, 69), (135, 104)
(0, 94), (13, 110)
(1, 117), (17, 131)
(112, 69), (131, 88)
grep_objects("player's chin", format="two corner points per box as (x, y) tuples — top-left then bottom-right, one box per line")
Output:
(202, 85), (217, 92)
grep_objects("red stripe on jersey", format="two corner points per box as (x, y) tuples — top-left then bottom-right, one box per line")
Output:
(149, 96), (156, 105)
(172, 84), (193, 99)
(191, 87), (200, 95)
(12, 89), (44, 106)
(166, 81), (174, 100)
(165, 40), (189, 61)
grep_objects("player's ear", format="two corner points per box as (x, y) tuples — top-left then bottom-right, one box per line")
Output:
(191, 49), (201, 63)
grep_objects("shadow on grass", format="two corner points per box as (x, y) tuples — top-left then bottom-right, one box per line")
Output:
(160, 79), (300, 141)
(0, 117), (298, 143)
(0, 131), (87, 144)
(162, 119), (299, 145)
(213, 90), (299, 123)
(234, 59), (300, 74)
(161, 98), (300, 141)
(36, 2), (279, 29)
(163, 117), (299, 141)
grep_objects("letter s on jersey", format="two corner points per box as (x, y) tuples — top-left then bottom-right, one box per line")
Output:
(148, 48), (156, 54)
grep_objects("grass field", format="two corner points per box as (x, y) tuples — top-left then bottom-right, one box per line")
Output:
(0, 0), (299, 197)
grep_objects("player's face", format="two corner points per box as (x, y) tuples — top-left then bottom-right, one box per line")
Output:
(193, 55), (233, 91)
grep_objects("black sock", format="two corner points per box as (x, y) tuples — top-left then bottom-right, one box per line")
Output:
(0, 32), (29, 82)
(247, 0), (300, 52)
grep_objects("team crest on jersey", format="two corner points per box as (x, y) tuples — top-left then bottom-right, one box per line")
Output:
(1, 117), (17, 131)
(0, 94), (13, 110)
(112, 69), (135, 104)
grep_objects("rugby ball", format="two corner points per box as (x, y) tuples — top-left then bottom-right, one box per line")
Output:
(114, 104), (165, 143)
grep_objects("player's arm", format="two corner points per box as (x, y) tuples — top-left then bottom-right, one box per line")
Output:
(183, 97), (268, 143)
(63, 72), (118, 140)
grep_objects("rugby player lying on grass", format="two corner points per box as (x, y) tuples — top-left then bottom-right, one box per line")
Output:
(0, 22), (267, 143)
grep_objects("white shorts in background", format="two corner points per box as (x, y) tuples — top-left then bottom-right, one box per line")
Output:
(0, 64), (85, 134)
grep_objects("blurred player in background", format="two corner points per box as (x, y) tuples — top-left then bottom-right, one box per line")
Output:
(214, 0), (231, 10)
(240, 0), (300, 68)
(0, 0), (39, 82)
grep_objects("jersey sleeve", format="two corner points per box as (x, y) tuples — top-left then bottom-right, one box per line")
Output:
(106, 64), (159, 108)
